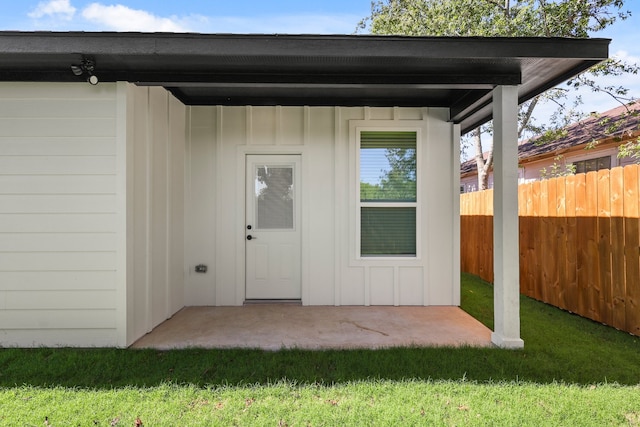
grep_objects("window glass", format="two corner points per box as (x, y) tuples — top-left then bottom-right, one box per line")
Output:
(573, 155), (611, 174)
(255, 165), (294, 229)
(361, 207), (416, 256)
(359, 130), (417, 257)
(360, 131), (416, 202)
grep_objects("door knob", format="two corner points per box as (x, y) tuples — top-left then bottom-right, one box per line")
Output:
(247, 235), (257, 240)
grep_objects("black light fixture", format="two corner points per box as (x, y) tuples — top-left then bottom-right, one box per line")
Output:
(70, 56), (99, 85)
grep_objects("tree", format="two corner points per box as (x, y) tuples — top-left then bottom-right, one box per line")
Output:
(360, 148), (417, 201)
(379, 147), (417, 200)
(359, 0), (638, 190)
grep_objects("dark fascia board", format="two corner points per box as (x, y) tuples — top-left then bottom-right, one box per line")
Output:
(0, 32), (610, 133)
(0, 32), (609, 59)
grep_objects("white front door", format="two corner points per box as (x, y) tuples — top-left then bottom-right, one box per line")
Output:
(245, 155), (302, 300)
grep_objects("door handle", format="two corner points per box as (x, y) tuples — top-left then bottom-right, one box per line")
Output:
(247, 235), (257, 240)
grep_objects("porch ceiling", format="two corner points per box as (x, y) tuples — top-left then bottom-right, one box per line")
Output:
(0, 32), (609, 134)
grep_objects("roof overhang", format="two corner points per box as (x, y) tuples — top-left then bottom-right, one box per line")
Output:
(0, 32), (609, 134)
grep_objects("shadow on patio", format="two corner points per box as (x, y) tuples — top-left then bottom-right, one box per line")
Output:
(131, 305), (493, 350)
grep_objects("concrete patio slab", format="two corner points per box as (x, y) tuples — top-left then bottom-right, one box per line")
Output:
(131, 306), (493, 350)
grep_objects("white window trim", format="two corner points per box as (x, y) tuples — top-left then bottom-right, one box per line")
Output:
(350, 123), (423, 262)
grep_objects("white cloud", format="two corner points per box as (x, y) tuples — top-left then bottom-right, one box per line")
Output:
(25, 1), (360, 34)
(81, 3), (189, 32)
(28, 0), (76, 21)
(611, 50), (639, 66)
(201, 14), (362, 34)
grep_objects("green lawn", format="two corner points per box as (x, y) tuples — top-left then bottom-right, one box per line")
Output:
(2, 273), (640, 426)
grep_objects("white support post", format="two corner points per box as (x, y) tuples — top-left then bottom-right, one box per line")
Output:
(491, 85), (524, 349)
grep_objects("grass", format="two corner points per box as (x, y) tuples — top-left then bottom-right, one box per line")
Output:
(1, 273), (640, 425)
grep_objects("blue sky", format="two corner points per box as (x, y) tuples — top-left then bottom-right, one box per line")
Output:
(0, 0), (371, 33)
(1, 0), (638, 125)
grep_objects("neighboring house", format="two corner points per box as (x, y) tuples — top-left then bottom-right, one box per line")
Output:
(0, 32), (608, 348)
(460, 101), (640, 192)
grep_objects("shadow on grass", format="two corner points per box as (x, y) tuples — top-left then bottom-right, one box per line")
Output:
(1, 273), (639, 388)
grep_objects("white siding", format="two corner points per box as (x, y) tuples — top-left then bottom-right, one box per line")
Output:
(0, 82), (186, 347)
(124, 85), (185, 345)
(185, 106), (457, 306)
(0, 82), (119, 347)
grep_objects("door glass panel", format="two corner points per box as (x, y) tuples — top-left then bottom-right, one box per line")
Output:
(255, 165), (294, 229)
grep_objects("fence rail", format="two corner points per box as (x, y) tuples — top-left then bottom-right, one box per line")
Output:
(460, 165), (640, 336)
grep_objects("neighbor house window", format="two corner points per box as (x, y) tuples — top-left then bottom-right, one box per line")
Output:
(358, 130), (417, 257)
(572, 155), (611, 174)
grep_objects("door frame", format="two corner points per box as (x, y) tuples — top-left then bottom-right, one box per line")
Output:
(235, 146), (308, 305)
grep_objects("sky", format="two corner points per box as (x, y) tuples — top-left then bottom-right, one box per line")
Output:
(0, 0), (638, 131)
(0, 0), (371, 34)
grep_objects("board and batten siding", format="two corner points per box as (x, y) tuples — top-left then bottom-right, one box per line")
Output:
(124, 84), (186, 345)
(185, 106), (459, 307)
(0, 82), (185, 347)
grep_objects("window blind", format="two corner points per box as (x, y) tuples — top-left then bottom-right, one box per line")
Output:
(359, 130), (417, 257)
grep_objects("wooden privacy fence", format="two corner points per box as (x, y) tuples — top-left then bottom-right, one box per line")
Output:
(460, 164), (640, 336)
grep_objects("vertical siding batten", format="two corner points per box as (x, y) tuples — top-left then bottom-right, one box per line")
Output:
(169, 94), (186, 315)
(234, 107), (246, 305)
(215, 106), (224, 305)
(301, 107), (310, 304)
(334, 107), (342, 306)
(144, 87), (154, 333)
(130, 85), (150, 340)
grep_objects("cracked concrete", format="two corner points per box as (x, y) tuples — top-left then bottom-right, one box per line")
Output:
(131, 305), (493, 350)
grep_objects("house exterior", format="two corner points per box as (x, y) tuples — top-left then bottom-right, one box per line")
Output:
(0, 32), (609, 348)
(461, 101), (640, 192)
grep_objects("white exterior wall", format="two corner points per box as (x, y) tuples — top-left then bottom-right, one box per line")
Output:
(0, 82), (185, 347)
(185, 106), (458, 306)
(0, 83), (120, 346)
(124, 85), (185, 345)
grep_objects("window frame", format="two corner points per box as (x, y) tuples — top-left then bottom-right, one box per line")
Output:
(354, 126), (422, 260)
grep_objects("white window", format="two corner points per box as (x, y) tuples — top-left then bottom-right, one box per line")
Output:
(357, 130), (418, 257)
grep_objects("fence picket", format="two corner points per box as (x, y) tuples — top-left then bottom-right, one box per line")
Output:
(556, 176), (569, 309)
(575, 173), (591, 317)
(597, 169), (613, 326)
(610, 167), (626, 330)
(623, 166), (640, 336)
(460, 164), (640, 336)
(585, 171), (600, 321)
(565, 174), (578, 309)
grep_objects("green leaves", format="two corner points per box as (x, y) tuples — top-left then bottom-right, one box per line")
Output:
(361, 0), (631, 38)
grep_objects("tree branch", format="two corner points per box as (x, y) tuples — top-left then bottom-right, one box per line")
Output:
(518, 96), (539, 139)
